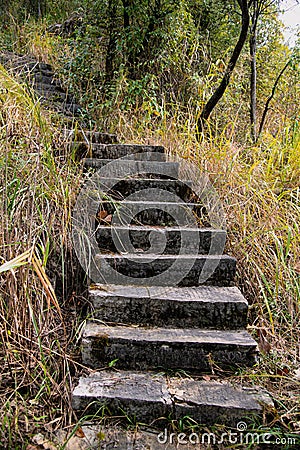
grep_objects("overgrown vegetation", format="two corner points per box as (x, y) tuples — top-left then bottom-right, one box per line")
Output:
(0, 0), (299, 448)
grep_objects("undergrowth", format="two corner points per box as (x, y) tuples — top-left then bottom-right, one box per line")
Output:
(0, 64), (86, 448)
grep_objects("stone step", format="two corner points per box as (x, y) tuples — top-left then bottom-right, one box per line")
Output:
(89, 284), (247, 329)
(95, 199), (207, 226)
(75, 143), (165, 160)
(62, 129), (118, 144)
(51, 102), (81, 116)
(91, 253), (236, 286)
(72, 371), (273, 426)
(95, 225), (226, 255)
(84, 158), (179, 178)
(33, 81), (65, 93)
(82, 323), (258, 370)
(32, 73), (55, 84)
(94, 177), (194, 202)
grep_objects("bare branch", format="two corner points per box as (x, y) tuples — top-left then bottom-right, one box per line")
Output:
(257, 59), (291, 139)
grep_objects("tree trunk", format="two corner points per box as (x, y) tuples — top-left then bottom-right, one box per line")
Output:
(197, 0), (250, 138)
(250, 0), (258, 142)
(122, 0), (135, 78)
(105, 0), (118, 82)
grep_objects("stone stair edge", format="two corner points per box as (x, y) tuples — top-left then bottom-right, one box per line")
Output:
(73, 142), (165, 150)
(95, 224), (223, 231)
(83, 321), (256, 343)
(88, 284), (246, 306)
(72, 370), (274, 426)
(94, 253), (236, 260)
(88, 283), (248, 329)
(81, 322), (258, 370)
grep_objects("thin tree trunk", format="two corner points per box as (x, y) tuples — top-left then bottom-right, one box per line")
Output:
(122, 0), (135, 78)
(250, 0), (258, 142)
(123, 0), (130, 29)
(105, 0), (118, 83)
(257, 59), (291, 139)
(197, 0), (250, 137)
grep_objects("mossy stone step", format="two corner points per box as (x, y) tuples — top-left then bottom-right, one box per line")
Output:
(89, 284), (247, 329)
(95, 225), (226, 255)
(82, 323), (258, 371)
(72, 371), (273, 426)
(95, 199), (207, 226)
(91, 253), (236, 286)
(74, 143), (165, 160)
(94, 177), (194, 201)
(62, 128), (118, 144)
(83, 158), (179, 177)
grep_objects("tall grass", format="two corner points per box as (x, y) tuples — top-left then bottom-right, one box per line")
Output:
(0, 64), (85, 447)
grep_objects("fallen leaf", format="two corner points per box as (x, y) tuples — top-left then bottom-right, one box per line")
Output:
(75, 427), (85, 438)
(97, 210), (108, 220)
(275, 366), (289, 376)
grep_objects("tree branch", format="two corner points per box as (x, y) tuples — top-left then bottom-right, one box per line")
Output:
(197, 0), (250, 137)
(257, 59), (291, 139)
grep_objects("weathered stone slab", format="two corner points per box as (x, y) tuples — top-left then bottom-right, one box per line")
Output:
(75, 143), (165, 160)
(64, 129), (119, 144)
(94, 178), (194, 201)
(34, 88), (67, 101)
(72, 371), (273, 428)
(82, 324), (258, 370)
(83, 159), (179, 177)
(33, 82), (65, 93)
(95, 225), (226, 255)
(168, 378), (274, 425)
(72, 371), (171, 421)
(91, 253), (236, 286)
(96, 199), (207, 226)
(89, 284), (247, 329)
(61, 129), (119, 144)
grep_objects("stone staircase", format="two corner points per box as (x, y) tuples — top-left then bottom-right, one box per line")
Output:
(0, 51), (81, 118)
(71, 134), (273, 429)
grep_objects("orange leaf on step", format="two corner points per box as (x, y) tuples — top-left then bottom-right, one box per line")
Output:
(75, 427), (85, 438)
(97, 210), (108, 220)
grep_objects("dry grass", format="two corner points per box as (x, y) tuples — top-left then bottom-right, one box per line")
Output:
(0, 64), (86, 448)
